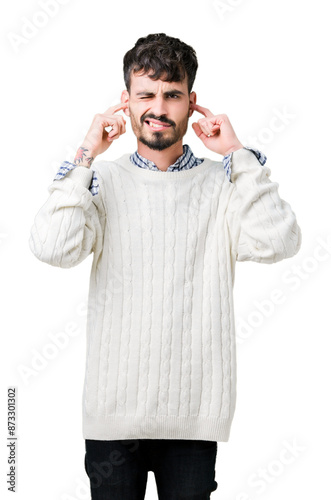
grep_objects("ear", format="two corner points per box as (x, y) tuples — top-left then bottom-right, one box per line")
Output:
(121, 90), (130, 116)
(189, 91), (197, 117)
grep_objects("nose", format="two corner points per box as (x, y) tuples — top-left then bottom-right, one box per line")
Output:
(148, 96), (169, 119)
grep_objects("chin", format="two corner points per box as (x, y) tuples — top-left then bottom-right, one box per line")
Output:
(139, 134), (177, 151)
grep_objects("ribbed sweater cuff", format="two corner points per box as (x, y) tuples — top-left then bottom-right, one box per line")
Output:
(230, 147), (269, 183)
(65, 166), (94, 188)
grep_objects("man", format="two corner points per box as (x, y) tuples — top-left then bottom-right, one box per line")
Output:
(29, 33), (302, 499)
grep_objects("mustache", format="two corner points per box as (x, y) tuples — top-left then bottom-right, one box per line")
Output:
(140, 114), (176, 127)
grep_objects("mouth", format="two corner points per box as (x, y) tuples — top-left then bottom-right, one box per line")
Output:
(144, 119), (172, 131)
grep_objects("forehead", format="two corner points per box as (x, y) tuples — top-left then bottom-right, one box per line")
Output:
(130, 70), (188, 93)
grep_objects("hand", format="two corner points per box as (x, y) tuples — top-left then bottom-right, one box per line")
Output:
(191, 103), (243, 156)
(78, 103), (128, 161)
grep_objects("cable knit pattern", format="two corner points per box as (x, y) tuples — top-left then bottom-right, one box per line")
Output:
(227, 148), (301, 263)
(29, 149), (302, 442)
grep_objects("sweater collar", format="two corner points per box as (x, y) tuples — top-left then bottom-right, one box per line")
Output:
(130, 144), (203, 172)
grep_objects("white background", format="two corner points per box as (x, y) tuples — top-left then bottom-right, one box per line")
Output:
(1, 0), (330, 498)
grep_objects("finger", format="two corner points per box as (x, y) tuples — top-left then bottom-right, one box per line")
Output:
(108, 128), (121, 141)
(107, 121), (119, 138)
(198, 119), (214, 137)
(108, 132), (121, 141)
(105, 115), (126, 133)
(108, 121), (126, 140)
(208, 123), (221, 136)
(117, 116), (126, 135)
(103, 102), (128, 116)
(192, 122), (208, 141)
(191, 103), (214, 118)
(104, 102), (128, 115)
(95, 116), (122, 135)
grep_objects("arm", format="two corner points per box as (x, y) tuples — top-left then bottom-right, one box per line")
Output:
(29, 166), (105, 268)
(223, 146), (267, 183)
(191, 103), (302, 264)
(29, 102), (127, 267)
(51, 101), (128, 194)
(54, 159), (100, 196)
(226, 148), (302, 264)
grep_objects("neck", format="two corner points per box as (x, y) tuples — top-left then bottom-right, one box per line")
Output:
(137, 140), (184, 171)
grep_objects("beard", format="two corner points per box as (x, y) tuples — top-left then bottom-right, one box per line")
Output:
(139, 131), (181, 151)
(129, 108), (190, 151)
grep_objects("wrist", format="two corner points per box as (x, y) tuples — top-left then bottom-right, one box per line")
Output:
(73, 145), (96, 168)
(223, 143), (244, 156)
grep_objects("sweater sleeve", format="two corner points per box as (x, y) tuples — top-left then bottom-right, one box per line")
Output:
(225, 148), (302, 264)
(54, 160), (100, 196)
(223, 146), (267, 183)
(29, 166), (105, 268)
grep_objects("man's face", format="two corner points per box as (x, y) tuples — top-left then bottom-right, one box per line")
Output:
(121, 71), (196, 151)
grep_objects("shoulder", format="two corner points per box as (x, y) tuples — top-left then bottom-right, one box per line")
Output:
(201, 156), (229, 181)
(91, 154), (131, 179)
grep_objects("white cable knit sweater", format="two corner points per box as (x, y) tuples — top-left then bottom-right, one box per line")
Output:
(29, 148), (302, 442)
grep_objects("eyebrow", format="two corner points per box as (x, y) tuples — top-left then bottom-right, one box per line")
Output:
(135, 90), (186, 97)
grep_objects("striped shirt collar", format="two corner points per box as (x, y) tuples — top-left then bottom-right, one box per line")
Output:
(130, 144), (203, 171)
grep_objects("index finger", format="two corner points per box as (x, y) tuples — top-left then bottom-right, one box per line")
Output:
(191, 103), (214, 118)
(104, 102), (128, 115)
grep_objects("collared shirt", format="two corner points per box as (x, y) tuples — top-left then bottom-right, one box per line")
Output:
(54, 144), (267, 196)
(130, 144), (203, 172)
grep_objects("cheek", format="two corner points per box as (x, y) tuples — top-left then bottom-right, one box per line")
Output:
(176, 103), (190, 119)
(130, 104), (146, 123)
(178, 107), (190, 123)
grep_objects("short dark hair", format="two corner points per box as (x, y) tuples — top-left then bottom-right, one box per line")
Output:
(123, 33), (198, 94)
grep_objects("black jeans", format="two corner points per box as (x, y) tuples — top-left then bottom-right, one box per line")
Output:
(84, 438), (218, 499)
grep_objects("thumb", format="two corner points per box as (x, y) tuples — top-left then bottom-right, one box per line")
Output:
(192, 122), (208, 142)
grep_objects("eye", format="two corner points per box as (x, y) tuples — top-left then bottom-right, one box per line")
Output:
(168, 94), (179, 99)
